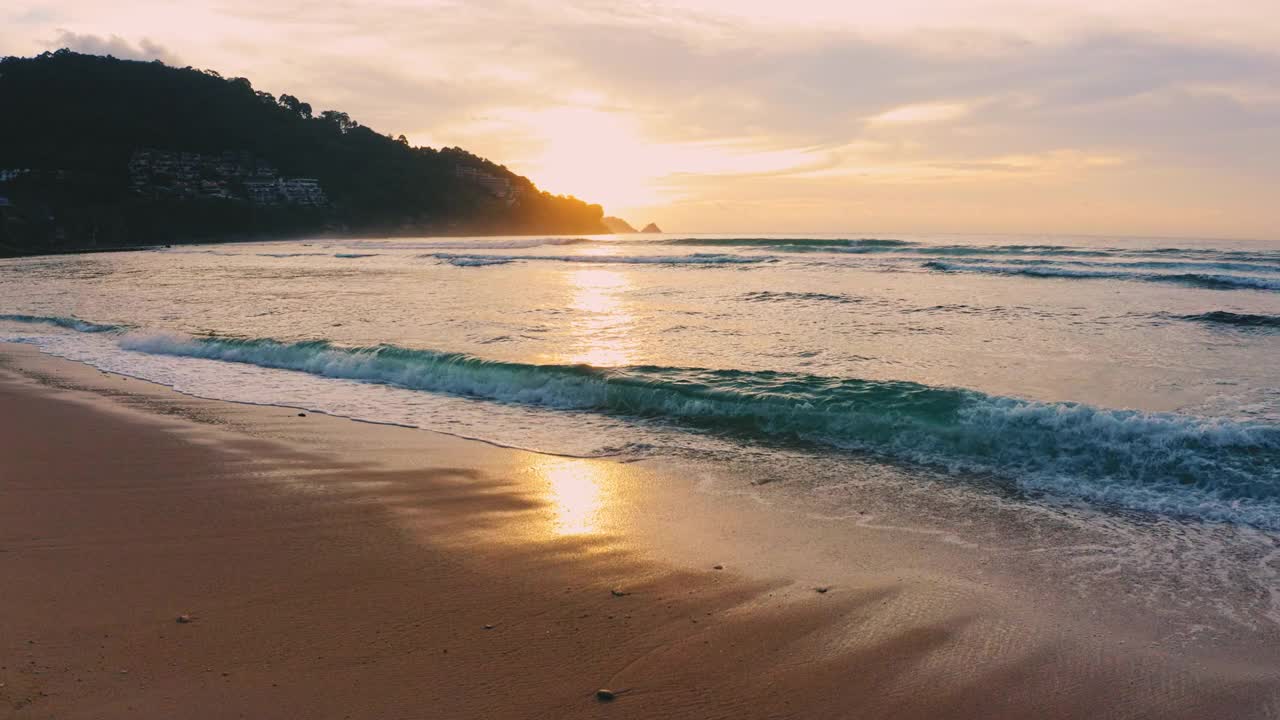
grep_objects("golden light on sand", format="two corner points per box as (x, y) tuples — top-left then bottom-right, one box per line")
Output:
(537, 458), (608, 536)
(560, 268), (637, 367)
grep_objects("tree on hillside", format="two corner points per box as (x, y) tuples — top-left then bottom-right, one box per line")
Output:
(0, 50), (607, 255)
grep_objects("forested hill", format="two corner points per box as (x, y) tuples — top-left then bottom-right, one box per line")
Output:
(0, 50), (607, 255)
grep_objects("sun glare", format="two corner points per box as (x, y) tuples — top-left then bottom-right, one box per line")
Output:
(512, 105), (821, 213)
(558, 268), (637, 367)
(517, 107), (665, 210)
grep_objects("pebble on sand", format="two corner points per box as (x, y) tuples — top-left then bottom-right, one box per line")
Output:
(596, 689), (617, 702)
(176, 614), (195, 624)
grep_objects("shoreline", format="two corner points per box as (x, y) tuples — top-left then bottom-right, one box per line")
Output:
(0, 227), (631, 261)
(2, 343), (1277, 718)
(5, 230), (1277, 262)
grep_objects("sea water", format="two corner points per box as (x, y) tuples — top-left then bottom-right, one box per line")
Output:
(4, 232), (1280, 633)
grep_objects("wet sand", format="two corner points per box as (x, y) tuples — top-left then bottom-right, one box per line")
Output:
(1, 343), (1275, 719)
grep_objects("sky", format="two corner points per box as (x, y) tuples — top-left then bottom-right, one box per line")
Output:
(3, 1), (1279, 238)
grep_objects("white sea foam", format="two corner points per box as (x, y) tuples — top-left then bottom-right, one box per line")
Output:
(97, 330), (1280, 530)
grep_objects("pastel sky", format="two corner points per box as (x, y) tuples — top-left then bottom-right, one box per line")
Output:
(4, 1), (1279, 238)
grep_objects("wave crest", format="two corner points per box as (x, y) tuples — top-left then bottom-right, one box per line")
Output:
(923, 261), (1280, 291)
(1173, 311), (1280, 329)
(0, 314), (122, 333)
(115, 331), (1280, 528)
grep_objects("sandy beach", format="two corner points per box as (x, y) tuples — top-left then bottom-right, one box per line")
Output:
(1, 342), (1276, 719)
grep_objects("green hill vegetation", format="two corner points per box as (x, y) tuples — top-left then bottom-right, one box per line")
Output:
(0, 50), (607, 256)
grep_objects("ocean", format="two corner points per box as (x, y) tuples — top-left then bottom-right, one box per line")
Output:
(4, 232), (1280, 633)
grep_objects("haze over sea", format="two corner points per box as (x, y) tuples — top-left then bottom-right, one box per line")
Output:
(5, 231), (1280, 633)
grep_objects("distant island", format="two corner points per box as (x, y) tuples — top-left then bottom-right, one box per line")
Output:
(601, 216), (637, 233)
(601, 216), (662, 234)
(0, 51), (611, 256)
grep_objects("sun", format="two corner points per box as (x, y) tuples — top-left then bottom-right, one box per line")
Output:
(516, 107), (667, 211)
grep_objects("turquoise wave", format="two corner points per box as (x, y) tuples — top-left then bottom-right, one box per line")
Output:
(1172, 311), (1280, 330)
(923, 261), (1280, 291)
(0, 314), (123, 333)
(947, 257), (1280, 274)
(115, 331), (1280, 528)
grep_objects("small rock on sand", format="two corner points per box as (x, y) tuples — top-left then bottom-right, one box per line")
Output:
(596, 689), (616, 702)
(610, 589), (630, 597)
(176, 614), (195, 624)
(297, 412), (307, 417)
(713, 564), (724, 570)
(815, 586), (830, 594)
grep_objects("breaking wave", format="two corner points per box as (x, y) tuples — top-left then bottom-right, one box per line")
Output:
(0, 314), (122, 333)
(105, 330), (1280, 529)
(1172, 311), (1280, 330)
(923, 261), (1280, 291)
(440, 256), (516, 267)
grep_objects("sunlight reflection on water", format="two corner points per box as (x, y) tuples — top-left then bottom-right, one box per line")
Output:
(560, 268), (637, 367)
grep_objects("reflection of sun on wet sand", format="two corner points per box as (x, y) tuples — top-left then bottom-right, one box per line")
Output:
(1, 343), (1275, 719)
(536, 457), (609, 537)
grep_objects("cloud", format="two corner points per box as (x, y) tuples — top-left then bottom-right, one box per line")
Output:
(867, 102), (971, 127)
(200, 1), (1280, 154)
(7, 0), (1279, 235)
(48, 30), (180, 65)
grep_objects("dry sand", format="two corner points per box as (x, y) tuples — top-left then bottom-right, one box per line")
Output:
(1, 343), (1276, 719)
